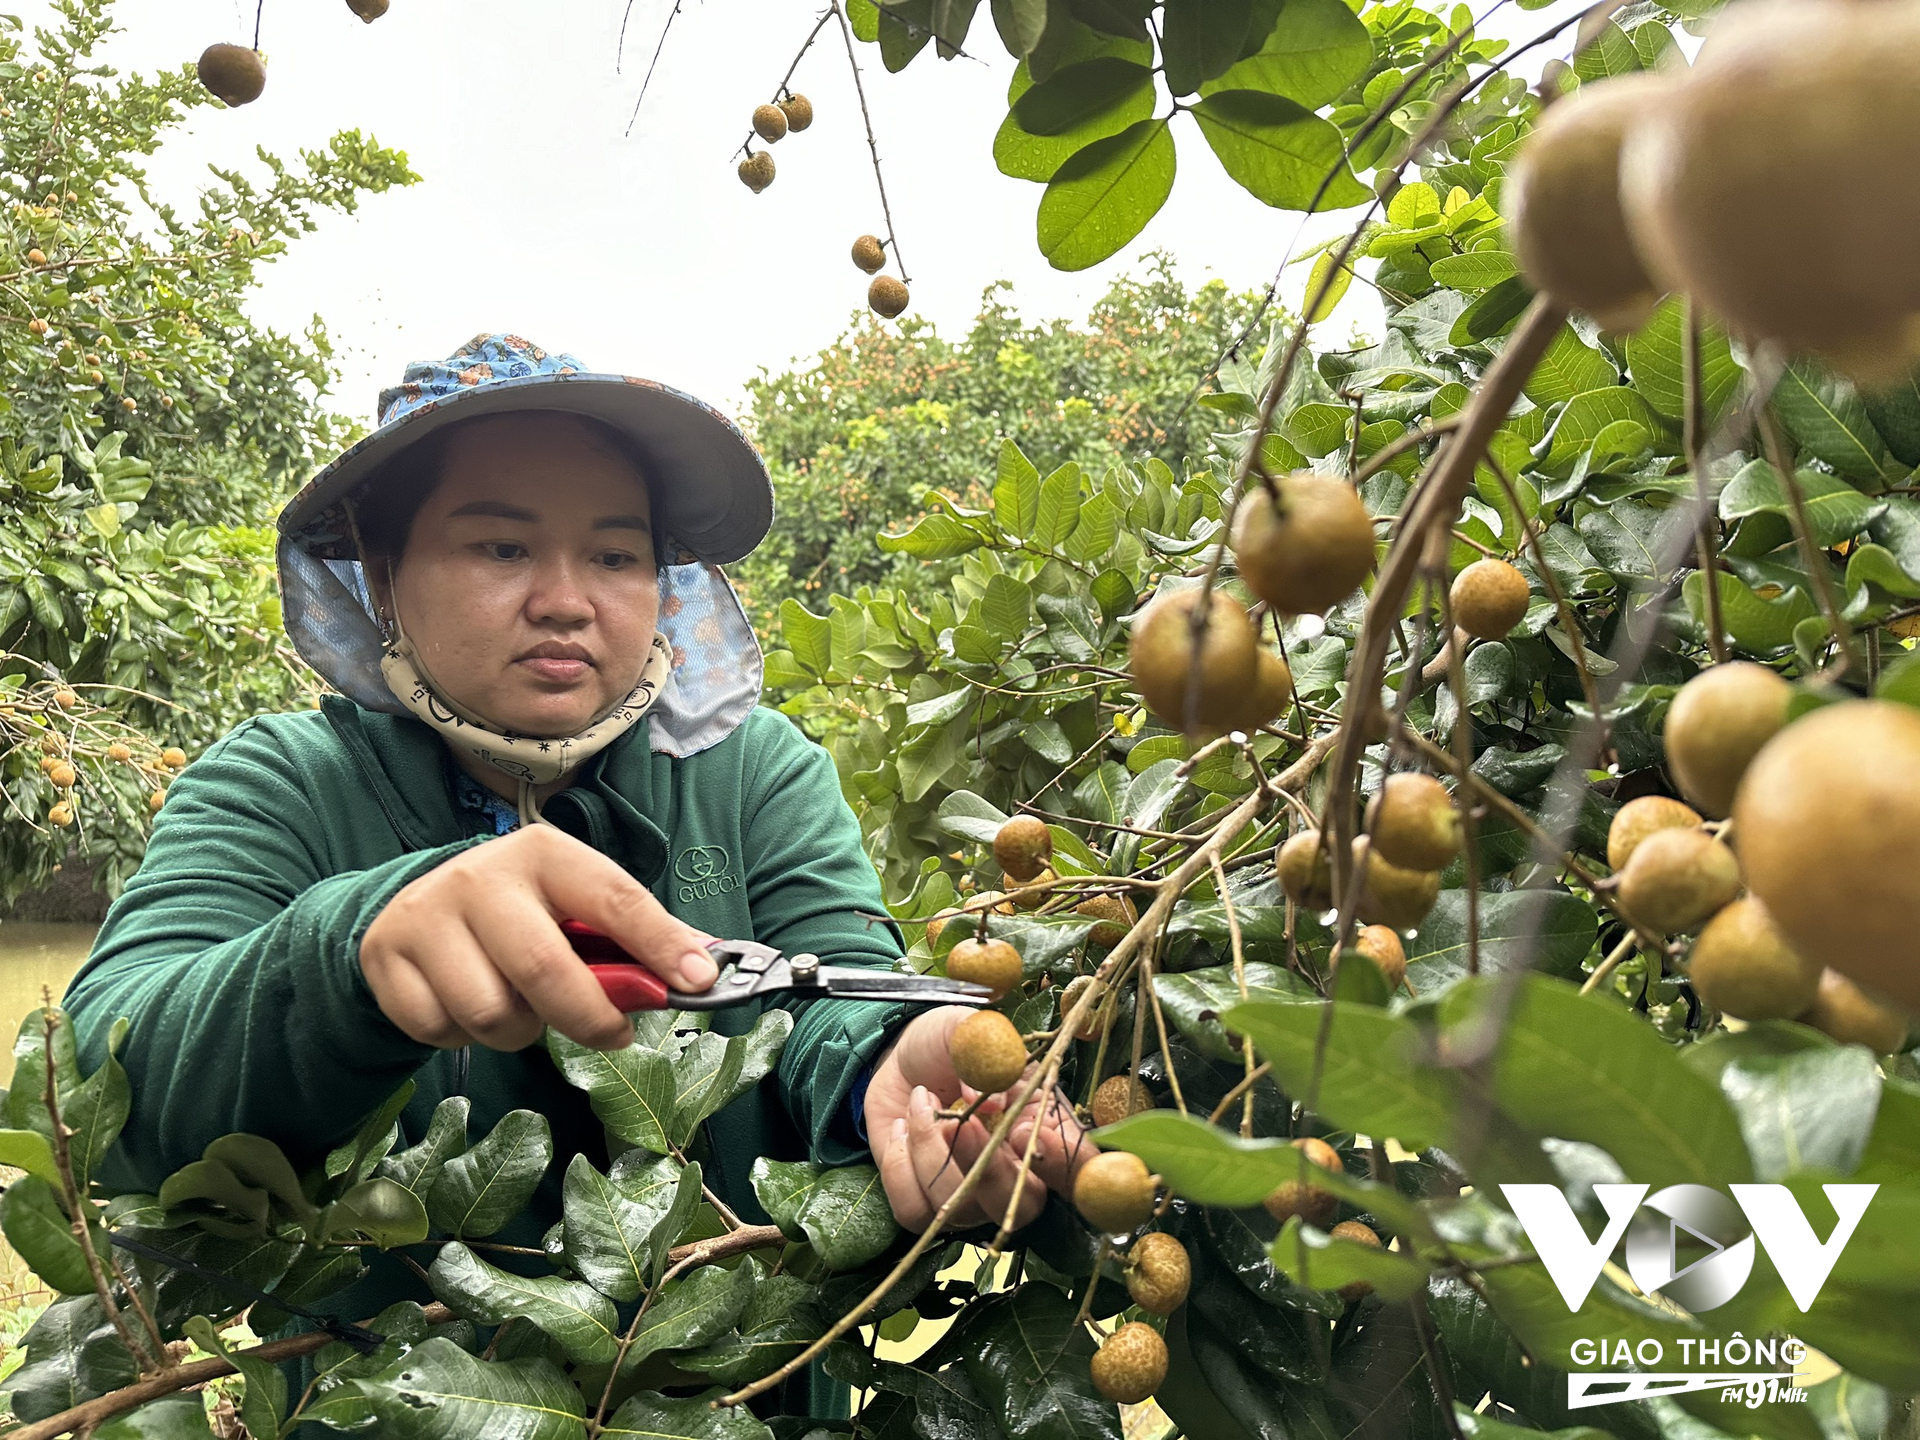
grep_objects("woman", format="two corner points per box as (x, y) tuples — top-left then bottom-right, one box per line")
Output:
(65, 335), (1085, 1414)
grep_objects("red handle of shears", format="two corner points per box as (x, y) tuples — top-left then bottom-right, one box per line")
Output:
(560, 920), (671, 1011)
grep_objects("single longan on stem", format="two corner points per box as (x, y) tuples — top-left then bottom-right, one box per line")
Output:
(993, 814), (1052, 881)
(1353, 925), (1407, 990)
(1128, 587), (1262, 736)
(752, 103), (789, 142)
(1504, 72), (1671, 330)
(1263, 1136), (1342, 1229)
(1090, 1322), (1168, 1405)
(1688, 896), (1822, 1020)
(196, 44), (265, 107)
(1734, 699), (1920, 1012)
(1073, 1150), (1156, 1235)
(1606, 794), (1702, 872)
(1230, 473), (1376, 617)
(945, 937), (1023, 1002)
(868, 275), (910, 319)
(1275, 830), (1333, 911)
(948, 1009), (1027, 1095)
(1449, 559), (1532, 640)
(1366, 772), (1462, 871)
(779, 93), (815, 131)
(1329, 1220), (1384, 1301)
(1617, 826), (1741, 934)
(738, 151), (776, 193)
(1662, 661), (1792, 817)
(1090, 1074), (1154, 1129)
(851, 234), (887, 273)
(1353, 837), (1441, 931)
(1074, 893), (1136, 950)
(1125, 1232), (1190, 1316)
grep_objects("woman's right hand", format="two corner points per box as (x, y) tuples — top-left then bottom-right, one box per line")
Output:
(359, 825), (718, 1053)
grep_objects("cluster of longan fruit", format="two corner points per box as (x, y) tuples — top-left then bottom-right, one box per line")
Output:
(3, 689), (186, 830)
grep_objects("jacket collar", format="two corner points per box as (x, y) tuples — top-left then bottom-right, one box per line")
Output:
(320, 696), (670, 884)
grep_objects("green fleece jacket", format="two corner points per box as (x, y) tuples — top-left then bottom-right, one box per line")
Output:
(63, 695), (908, 1341)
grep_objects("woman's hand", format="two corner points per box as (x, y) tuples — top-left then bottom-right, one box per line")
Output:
(360, 825), (719, 1053)
(867, 1006), (1090, 1234)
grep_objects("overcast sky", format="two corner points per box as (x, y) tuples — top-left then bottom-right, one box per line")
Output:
(22, 0), (1583, 427)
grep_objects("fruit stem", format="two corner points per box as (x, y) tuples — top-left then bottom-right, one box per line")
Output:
(1758, 402), (1854, 682)
(1682, 300), (1730, 665)
(830, 1), (910, 284)
(1579, 930), (1640, 997)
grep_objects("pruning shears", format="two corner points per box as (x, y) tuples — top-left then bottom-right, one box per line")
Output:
(561, 921), (993, 1012)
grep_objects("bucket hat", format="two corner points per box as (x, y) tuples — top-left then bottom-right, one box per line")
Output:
(276, 333), (768, 759)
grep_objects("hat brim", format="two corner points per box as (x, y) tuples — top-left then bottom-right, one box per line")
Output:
(277, 370), (773, 565)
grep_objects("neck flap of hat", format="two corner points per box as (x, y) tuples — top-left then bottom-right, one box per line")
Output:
(276, 537), (763, 762)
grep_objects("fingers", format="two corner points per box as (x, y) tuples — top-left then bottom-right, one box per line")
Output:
(886, 1006), (972, 1103)
(877, 1118), (937, 1233)
(524, 829), (718, 990)
(906, 1087), (994, 1228)
(466, 882), (635, 1052)
(371, 950), (476, 1050)
(411, 920), (549, 1052)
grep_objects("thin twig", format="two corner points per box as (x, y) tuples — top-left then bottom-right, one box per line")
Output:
(1683, 301), (1730, 664)
(623, 0), (688, 137)
(1759, 403), (1852, 680)
(831, 0), (911, 283)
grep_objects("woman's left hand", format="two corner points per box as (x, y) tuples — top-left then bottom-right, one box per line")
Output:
(866, 1006), (1090, 1234)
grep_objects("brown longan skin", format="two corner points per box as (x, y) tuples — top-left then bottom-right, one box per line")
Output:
(949, 1010), (1027, 1095)
(1074, 1150), (1156, 1235)
(851, 234), (886, 273)
(1126, 1232), (1191, 1316)
(945, 937), (1023, 1002)
(1059, 975), (1103, 1041)
(1799, 968), (1911, 1054)
(1367, 772), (1462, 872)
(1264, 1137), (1341, 1227)
(1689, 896), (1821, 1021)
(1450, 559), (1532, 640)
(993, 815), (1052, 881)
(1075, 893), (1136, 949)
(752, 103), (790, 142)
(779, 94), (815, 131)
(1618, 826), (1741, 934)
(869, 275), (910, 318)
(1354, 925), (1407, 990)
(1276, 830), (1333, 910)
(1128, 587), (1261, 735)
(738, 152), (776, 193)
(197, 44), (265, 106)
(1230, 474), (1376, 617)
(1330, 1220), (1384, 1301)
(1663, 662), (1792, 818)
(1090, 1322), (1168, 1405)
(1090, 1075), (1154, 1129)
(1354, 838), (1441, 931)
(1606, 794), (1703, 872)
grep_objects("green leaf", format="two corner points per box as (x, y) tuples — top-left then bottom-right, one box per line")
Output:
(1224, 1000), (1463, 1148)
(877, 510), (989, 559)
(424, 1109), (552, 1239)
(376, 1095), (469, 1197)
(1406, 889), (1599, 994)
(1204, 0), (1373, 109)
(326, 1175), (429, 1247)
(158, 1158), (270, 1235)
(1, 1175), (107, 1295)
(322, 1336), (585, 1439)
(1682, 568), (1819, 655)
(0, 1126), (60, 1184)
(675, 1268), (821, 1386)
(648, 1155), (705, 1288)
(1036, 118), (1176, 270)
(1270, 1214), (1429, 1299)
(1153, 962), (1315, 1061)
(994, 440), (1041, 536)
(603, 1387), (775, 1439)
(1303, 247), (1354, 324)
(184, 1314), (286, 1440)
(547, 1027), (676, 1155)
(1161, 0), (1251, 94)
(4, 1295), (138, 1425)
(750, 1159), (900, 1270)
(204, 1133), (316, 1224)
(671, 1009), (792, 1147)
(1772, 362), (1896, 483)
(322, 1081), (415, 1195)
(1033, 462), (1085, 548)
(1682, 1029), (1882, 1181)
(1012, 57), (1154, 135)
(1190, 90), (1368, 211)
(429, 1240), (618, 1365)
(1428, 251), (1518, 291)
(1440, 976), (1753, 1187)
(1720, 459), (1882, 553)
(1860, 364), (1920, 466)
(90, 1393), (215, 1437)
(991, 0), (1049, 55)
(1543, 387), (1657, 470)
(1449, 275), (1535, 346)
(955, 1285), (1122, 1440)
(981, 572), (1033, 640)
(615, 1260), (756, 1374)
(1625, 297), (1742, 421)
(780, 598), (832, 677)
(1522, 326), (1619, 406)
(994, 60), (1158, 182)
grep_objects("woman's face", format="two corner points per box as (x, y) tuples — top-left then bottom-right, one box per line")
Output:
(377, 413), (660, 738)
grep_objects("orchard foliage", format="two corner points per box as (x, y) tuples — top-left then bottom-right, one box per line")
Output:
(732, 261), (1263, 620)
(0, 0), (416, 903)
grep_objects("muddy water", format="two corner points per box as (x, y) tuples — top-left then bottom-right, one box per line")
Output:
(0, 922), (95, 1081)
